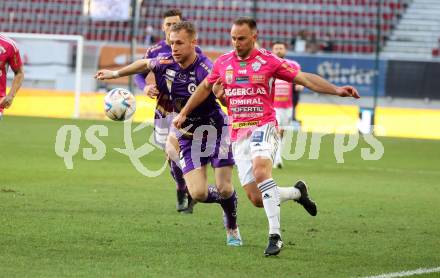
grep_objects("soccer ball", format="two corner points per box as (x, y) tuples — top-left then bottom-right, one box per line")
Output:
(104, 88), (136, 121)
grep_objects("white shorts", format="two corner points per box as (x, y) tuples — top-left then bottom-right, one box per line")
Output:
(232, 123), (280, 186)
(275, 107), (293, 128)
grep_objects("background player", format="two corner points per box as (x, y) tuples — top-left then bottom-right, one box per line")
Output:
(271, 41), (304, 168)
(95, 22), (242, 247)
(0, 34), (24, 118)
(173, 17), (359, 256)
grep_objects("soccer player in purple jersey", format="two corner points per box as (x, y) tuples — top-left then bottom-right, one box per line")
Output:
(95, 22), (242, 247)
(134, 9), (200, 213)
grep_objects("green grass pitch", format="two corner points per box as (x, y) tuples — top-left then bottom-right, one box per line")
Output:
(1, 116), (439, 277)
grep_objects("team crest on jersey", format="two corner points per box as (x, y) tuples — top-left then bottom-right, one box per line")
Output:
(188, 83), (197, 94)
(252, 61), (262, 72)
(225, 65), (233, 84)
(177, 72), (188, 80)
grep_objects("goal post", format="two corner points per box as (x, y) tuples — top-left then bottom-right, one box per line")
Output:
(4, 33), (84, 118)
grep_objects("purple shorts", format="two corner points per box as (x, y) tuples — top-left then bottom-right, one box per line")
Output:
(178, 124), (235, 174)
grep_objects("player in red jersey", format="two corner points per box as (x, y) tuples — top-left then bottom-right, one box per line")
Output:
(174, 17), (359, 256)
(0, 34), (24, 117)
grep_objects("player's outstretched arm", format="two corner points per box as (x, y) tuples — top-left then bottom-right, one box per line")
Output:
(294, 72), (360, 98)
(173, 78), (214, 129)
(95, 59), (152, 80)
(0, 66), (24, 109)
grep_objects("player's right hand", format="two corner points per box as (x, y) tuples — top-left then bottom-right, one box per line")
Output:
(94, 69), (116, 80)
(172, 113), (187, 129)
(212, 79), (227, 106)
(337, 86), (360, 99)
(144, 84), (159, 98)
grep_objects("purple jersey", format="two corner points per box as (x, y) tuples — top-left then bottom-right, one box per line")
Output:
(150, 53), (226, 137)
(134, 40), (202, 91)
(150, 53), (234, 172)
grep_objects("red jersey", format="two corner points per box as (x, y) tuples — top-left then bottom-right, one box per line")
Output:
(0, 34), (23, 98)
(207, 48), (300, 141)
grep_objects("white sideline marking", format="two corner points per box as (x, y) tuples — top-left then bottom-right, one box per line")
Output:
(361, 266), (440, 278)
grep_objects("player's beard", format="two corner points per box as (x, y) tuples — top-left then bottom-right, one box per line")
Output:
(236, 47), (252, 59)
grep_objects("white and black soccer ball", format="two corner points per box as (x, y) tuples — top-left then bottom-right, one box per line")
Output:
(104, 88), (136, 121)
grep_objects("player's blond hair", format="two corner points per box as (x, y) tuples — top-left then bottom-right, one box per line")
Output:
(170, 21), (197, 39)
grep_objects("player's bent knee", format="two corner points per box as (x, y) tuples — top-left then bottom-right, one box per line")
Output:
(246, 191), (263, 207)
(217, 184), (234, 198)
(165, 144), (179, 162)
(187, 186), (207, 202)
(253, 167), (270, 183)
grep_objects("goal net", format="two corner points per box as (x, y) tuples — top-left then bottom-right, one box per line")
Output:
(4, 33), (84, 118)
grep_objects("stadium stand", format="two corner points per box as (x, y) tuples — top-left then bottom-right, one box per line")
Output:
(0, 0), (411, 54)
(383, 0), (440, 58)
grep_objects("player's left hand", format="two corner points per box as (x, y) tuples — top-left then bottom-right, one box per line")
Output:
(337, 86), (360, 99)
(94, 69), (116, 80)
(0, 94), (14, 109)
(172, 113), (187, 129)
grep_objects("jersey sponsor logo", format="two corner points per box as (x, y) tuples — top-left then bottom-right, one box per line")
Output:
(252, 61), (261, 72)
(166, 69), (176, 77)
(235, 76), (249, 84)
(199, 62), (210, 73)
(230, 98), (263, 105)
(255, 55), (267, 65)
(238, 69), (247, 74)
(251, 130), (264, 142)
(230, 106), (264, 113)
(224, 87), (267, 96)
(239, 62), (247, 68)
(225, 65), (233, 84)
(274, 96), (289, 102)
(232, 121), (259, 129)
(234, 112), (264, 118)
(251, 74), (265, 84)
(159, 59), (173, 64)
(188, 83), (197, 94)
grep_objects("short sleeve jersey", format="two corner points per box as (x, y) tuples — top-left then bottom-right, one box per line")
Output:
(0, 34), (22, 97)
(207, 48), (300, 141)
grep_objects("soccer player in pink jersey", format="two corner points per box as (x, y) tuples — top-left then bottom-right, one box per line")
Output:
(272, 41), (304, 168)
(0, 34), (24, 118)
(173, 17), (359, 256)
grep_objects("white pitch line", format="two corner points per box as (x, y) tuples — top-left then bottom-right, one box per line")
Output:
(360, 266), (440, 278)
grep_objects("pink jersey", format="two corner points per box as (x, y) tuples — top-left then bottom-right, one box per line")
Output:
(273, 60), (301, 109)
(0, 34), (22, 100)
(207, 48), (300, 141)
